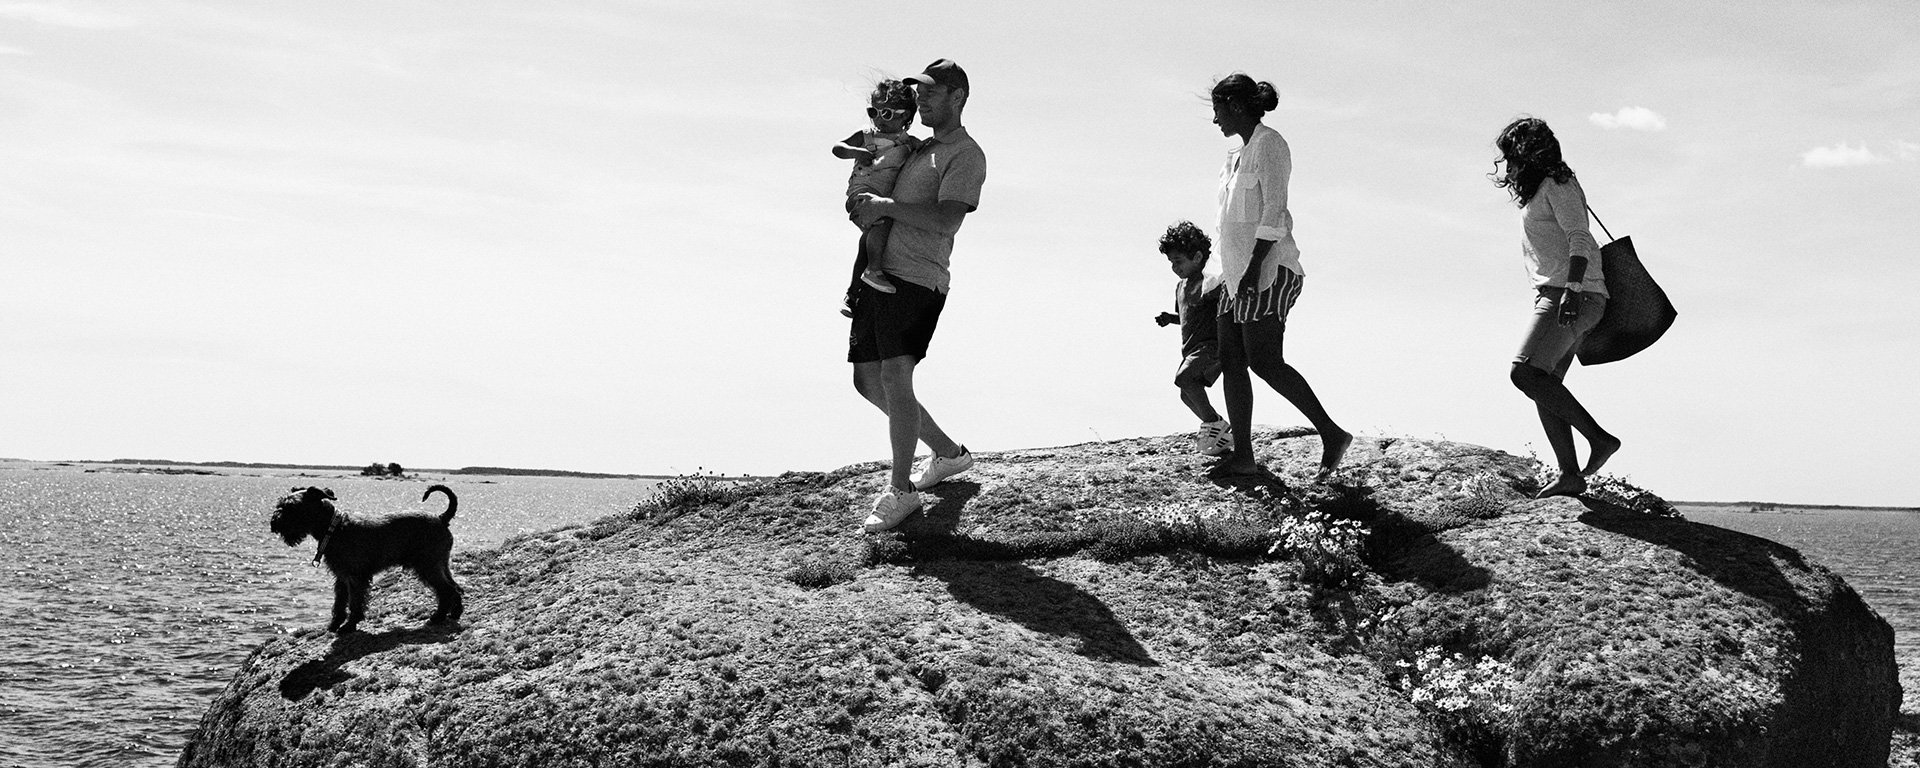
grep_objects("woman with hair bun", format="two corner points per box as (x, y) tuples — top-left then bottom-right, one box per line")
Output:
(1492, 116), (1620, 498)
(1206, 73), (1351, 481)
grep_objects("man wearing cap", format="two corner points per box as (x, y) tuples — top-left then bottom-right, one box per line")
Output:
(848, 58), (988, 533)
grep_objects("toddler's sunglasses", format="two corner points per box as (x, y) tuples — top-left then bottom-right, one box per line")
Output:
(868, 105), (912, 123)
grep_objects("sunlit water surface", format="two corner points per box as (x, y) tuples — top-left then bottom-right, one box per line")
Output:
(0, 467), (657, 768)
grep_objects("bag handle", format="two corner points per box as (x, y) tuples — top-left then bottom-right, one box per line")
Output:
(1585, 203), (1616, 243)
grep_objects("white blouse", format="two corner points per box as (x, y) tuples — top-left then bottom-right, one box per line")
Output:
(1217, 123), (1303, 294)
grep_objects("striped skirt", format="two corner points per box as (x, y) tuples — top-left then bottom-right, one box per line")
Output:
(1219, 267), (1304, 324)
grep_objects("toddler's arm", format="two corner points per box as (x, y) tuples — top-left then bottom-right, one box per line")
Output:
(831, 130), (873, 163)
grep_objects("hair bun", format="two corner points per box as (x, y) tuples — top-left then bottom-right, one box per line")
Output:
(1256, 82), (1279, 112)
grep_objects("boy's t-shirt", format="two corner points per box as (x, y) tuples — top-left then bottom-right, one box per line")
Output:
(1177, 274), (1223, 357)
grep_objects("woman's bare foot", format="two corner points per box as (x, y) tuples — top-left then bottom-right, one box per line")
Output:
(1207, 455), (1265, 479)
(1581, 436), (1621, 476)
(1534, 473), (1587, 499)
(1313, 429), (1354, 483)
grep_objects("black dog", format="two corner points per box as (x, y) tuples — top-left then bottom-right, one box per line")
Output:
(270, 485), (464, 633)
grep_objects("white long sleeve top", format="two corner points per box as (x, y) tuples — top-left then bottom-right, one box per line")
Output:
(1216, 123), (1303, 295)
(1522, 176), (1608, 296)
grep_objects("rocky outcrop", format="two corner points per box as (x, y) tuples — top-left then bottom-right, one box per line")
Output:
(179, 430), (1897, 767)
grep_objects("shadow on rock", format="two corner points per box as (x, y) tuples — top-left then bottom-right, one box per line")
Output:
(1577, 498), (1811, 614)
(912, 559), (1157, 666)
(906, 481), (983, 536)
(279, 624), (459, 701)
(1579, 497), (1900, 767)
(1205, 459), (1292, 498)
(1373, 527), (1492, 593)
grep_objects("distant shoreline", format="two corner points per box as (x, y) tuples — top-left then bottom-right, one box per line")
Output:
(0, 458), (1903, 510)
(0, 457), (773, 482)
(1675, 500), (1920, 514)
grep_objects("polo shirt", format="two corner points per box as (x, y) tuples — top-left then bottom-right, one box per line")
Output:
(879, 126), (986, 293)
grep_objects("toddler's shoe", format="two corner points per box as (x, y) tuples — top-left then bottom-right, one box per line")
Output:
(863, 488), (921, 532)
(912, 447), (974, 490)
(1196, 420), (1231, 456)
(861, 269), (898, 294)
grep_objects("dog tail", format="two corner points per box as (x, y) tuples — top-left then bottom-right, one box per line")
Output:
(423, 484), (458, 524)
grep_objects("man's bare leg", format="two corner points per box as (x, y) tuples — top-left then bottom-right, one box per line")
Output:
(858, 357), (960, 491)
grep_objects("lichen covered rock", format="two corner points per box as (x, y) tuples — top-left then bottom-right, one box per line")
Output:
(179, 431), (1897, 767)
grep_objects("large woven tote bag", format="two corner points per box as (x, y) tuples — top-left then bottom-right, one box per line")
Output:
(1577, 205), (1677, 365)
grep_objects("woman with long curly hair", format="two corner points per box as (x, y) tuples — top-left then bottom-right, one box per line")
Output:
(1206, 73), (1351, 481)
(1493, 117), (1620, 498)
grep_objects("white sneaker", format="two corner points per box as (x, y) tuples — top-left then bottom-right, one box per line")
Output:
(1196, 420), (1231, 456)
(860, 269), (898, 294)
(912, 447), (974, 490)
(863, 488), (921, 532)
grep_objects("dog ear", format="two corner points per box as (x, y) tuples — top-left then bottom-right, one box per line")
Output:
(321, 488), (337, 500)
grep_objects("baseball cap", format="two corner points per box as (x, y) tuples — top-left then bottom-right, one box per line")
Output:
(906, 59), (968, 91)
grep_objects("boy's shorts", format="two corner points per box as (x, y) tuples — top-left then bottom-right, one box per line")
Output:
(1514, 288), (1607, 379)
(848, 277), (946, 364)
(1174, 345), (1222, 388)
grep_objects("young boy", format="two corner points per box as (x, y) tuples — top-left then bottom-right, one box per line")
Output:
(1153, 221), (1231, 455)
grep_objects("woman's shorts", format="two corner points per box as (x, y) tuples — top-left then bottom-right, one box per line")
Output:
(1515, 288), (1607, 379)
(848, 277), (946, 364)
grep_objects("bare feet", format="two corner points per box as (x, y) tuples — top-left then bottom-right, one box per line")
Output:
(1581, 436), (1621, 476)
(1313, 429), (1354, 483)
(1207, 456), (1265, 479)
(1534, 473), (1587, 499)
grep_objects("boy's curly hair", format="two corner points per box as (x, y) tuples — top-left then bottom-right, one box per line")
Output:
(1158, 220), (1212, 257)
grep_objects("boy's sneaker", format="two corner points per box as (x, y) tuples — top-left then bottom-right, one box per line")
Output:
(863, 488), (921, 532)
(860, 269), (898, 294)
(1196, 420), (1231, 456)
(912, 447), (974, 490)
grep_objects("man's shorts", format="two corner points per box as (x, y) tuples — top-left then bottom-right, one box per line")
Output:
(1515, 288), (1607, 379)
(1174, 345), (1222, 388)
(848, 277), (947, 364)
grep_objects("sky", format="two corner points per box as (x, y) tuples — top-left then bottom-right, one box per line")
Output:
(2, 0), (1915, 506)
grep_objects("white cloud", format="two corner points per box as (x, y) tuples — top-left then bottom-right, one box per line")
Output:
(0, 44), (29, 55)
(1898, 141), (1920, 161)
(0, 2), (135, 29)
(1801, 142), (1889, 168)
(1589, 106), (1668, 131)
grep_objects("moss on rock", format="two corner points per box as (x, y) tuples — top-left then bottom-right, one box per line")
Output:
(179, 430), (1897, 767)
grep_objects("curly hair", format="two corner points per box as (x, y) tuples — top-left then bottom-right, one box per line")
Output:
(869, 78), (917, 113)
(1492, 117), (1574, 207)
(1158, 220), (1212, 257)
(1211, 74), (1279, 121)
